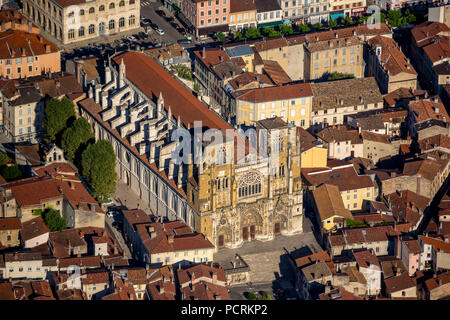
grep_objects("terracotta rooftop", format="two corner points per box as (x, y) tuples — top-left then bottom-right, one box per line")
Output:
(410, 99), (449, 123)
(379, 256), (407, 279)
(0, 217), (21, 231)
(423, 41), (450, 63)
(227, 71), (274, 91)
(230, 0), (256, 13)
(425, 272), (450, 291)
(402, 238), (422, 254)
(295, 250), (332, 269)
(316, 125), (362, 144)
(329, 225), (398, 247)
(262, 60), (292, 85)
(21, 216), (50, 242)
(353, 249), (380, 269)
(177, 264), (227, 286)
(361, 131), (391, 144)
(313, 184), (352, 221)
(411, 21), (450, 44)
(384, 272), (416, 294)
(297, 127), (324, 154)
(403, 157), (448, 181)
(367, 36), (416, 75)
(233, 82), (313, 103)
(383, 87), (426, 106)
(302, 164), (375, 192)
(0, 29), (58, 60)
(419, 235), (450, 254)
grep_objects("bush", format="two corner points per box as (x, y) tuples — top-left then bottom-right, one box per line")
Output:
(327, 72), (355, 81)
(345, 218), (368, 228)
(173, 64), (193, 81)
(234, 30), (244, 41)
(246, 292), (257, 300)
(298, 24), (311, 33)
(215, 32), (226, 42)
(0, 151), (10, 167)
(42, 208), (67, 232)
(245, 27), (261, 39)
(279, 24), (293, 35)
(1, 165), (22, 181)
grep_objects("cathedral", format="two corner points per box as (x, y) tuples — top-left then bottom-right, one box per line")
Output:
(76, 51), (303, 249)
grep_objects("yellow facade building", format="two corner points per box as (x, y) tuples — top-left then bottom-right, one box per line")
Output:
(229, 0), (257, 31)
(232, 83), (313, 128)
(304, 34), (364, 81)
(297, 127), (328, 168)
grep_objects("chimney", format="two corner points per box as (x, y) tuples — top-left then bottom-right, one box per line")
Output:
(168, 161), (174, 180)
(202, 46), (206, 59)
(212, 272), (217, 283)
(167, 234), (174, 244)
(45, 44), (51, 53)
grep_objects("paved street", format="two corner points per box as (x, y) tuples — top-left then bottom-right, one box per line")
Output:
(105, 213), (132, 259)
(140, 1), (186, 45)
(214, 216), (322, 300)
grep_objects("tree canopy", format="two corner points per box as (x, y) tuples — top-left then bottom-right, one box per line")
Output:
(0, 164), (22, 181)
(81, 140), (117, 200)
(215, 32), (226, 42)
(279, 24), (293, 35)
(234, 30), (244, 41)
(327, 72), (355, 81)
(245, 27), (261, 39)
(61, 117), (94, 162)
(0, 151), (10, 167)
(42, 208), (67, 232)
(43, 97), (76, 143)
(297, 24), (311, 33)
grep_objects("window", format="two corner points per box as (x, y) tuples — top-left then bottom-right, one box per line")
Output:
(89, 7), (94, 13)
(290, 109), (296, 117)
(78, 26), (84, 37)
(109, 20), (115, 29)
(119, 17), (125, 27)
(89, 24), (94, 34)
(314, 62), (319, 69)
(109, 2), (115, 9)
(99, 5), (105, 11)
(129, 15), (135, 25)
(79, 9), (84, 15)
(119, 0), (125, 6)
(68, 29), (75, 39)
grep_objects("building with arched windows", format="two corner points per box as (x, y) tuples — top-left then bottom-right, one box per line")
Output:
(22, 0), (140, 46)
(76, 51), (304, 249)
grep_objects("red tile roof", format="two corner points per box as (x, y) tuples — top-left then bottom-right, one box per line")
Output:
(403, 238), (422, 254)
(367, 36), (416, 75)
(295, 250), (332, 269)
(0, 217), (21, 231)
(425, 272), (450, 291)
(0, 29), (58, 59)
(384, 272), (416, 294)
(233, 82), (312, 103)
(410, 99), (449, 123)
(177, 264), (227, 286)
(21, 216), (50, 241)
(319, 287), (363, 300)
(419, 235), (450, 254)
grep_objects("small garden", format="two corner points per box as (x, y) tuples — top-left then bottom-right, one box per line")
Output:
(0, 150), (22, 182)
(246, 291), (272, 300)
(345, 218), (368, 228)
(33, 208), (67, 232)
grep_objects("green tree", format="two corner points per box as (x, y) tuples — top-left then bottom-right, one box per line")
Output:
(327, 72), (355, 81)
(43, 97), (76, 143)
(298, 24), (311, 33)
(279, 24), (293, 35)
(193, 81), (200, 93)
(343, 16), (354, 26)
(329, 19), (338, 28)
(387, 9), (406, 27)
(405, 9), (416, 23)
(245, 27), (261, 39)
(0, 151), (10, 167)
(359, 15), (369, 24)
(262, 27), (274, 36)
(82, 140), (117, 200)
(234, 30), (244, 41)
(42, 208), (67, 232)
(247, 292), (256, 300)
(1, 164), (22, 181)
(215, 32), (226, 42)
(61, 117), (94, 162)
(173, 64), (193, 81)
(312, 23), (322, 31)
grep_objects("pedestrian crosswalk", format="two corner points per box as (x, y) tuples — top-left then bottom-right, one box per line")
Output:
(141, 1), (151, 6)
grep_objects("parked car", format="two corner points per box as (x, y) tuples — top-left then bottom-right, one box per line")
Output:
(177, 39), (192, 45)
(184, 33), (192, 40)
(127, 35), (137, 42)
(176, 27), (185, 34)
(155, 28), (165, 35)
(139, 32), (148, 40)
(156, 10), (165, 17)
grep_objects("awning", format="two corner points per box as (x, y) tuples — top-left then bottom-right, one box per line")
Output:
(198, 24), (229, 36)
(330, 13), (345, 20)
(352, 8), (366, 13)
(257, 20), (285, 28)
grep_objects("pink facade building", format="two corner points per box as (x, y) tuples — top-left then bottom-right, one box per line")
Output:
(180, 0), (230, 38)
(400, 238), (423, 276)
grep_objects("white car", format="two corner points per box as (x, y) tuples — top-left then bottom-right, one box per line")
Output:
(127, 35), (137, 42)
(106, 211), (116, 218)
(155, 28), (165, 35)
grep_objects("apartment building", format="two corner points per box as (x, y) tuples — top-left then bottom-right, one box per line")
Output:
(0, 10), (60, 79)
(304, 33), (364, 81)
(316, 125), (363, 159)
(366, 36), (417, 94)
(280, 0), (330, 24)
(22, 0), (140, 46)
(310, 77), (384, 131)
(302, 160), (377, 211)
(180, 0), (230, 38)
(228, 0), (257, 31)
(232, 83), (313, 127)
(255, 0), (283, 28)
(329, 0), (366, 19)
(122, 210), (214, 266)
(0, 217), (21, 248)
(297, 127), (328, 168)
